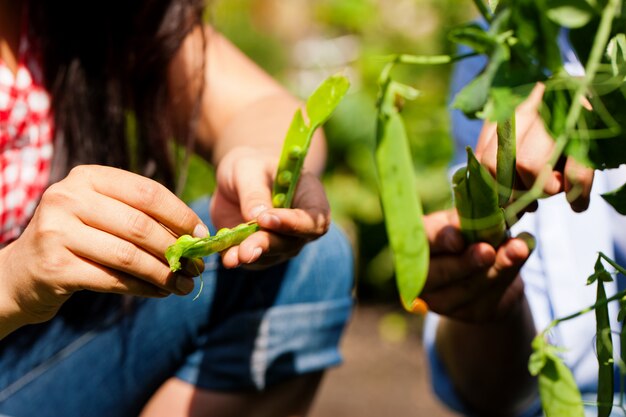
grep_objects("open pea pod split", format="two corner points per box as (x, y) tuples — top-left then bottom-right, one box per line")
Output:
(375, 79), (429, 311)
(272, 74), (350, 208)
(166, 74), (350, 272)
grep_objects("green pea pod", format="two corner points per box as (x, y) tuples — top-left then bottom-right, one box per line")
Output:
(529, 335), (585, 417)
(588, 258), (614, 417)
(165, 222), (260, 272)
(496, 116), (516, 206)
(375, 79), (429, 311)
(272, 74), (350, 208)
(453, 147), (508, 247)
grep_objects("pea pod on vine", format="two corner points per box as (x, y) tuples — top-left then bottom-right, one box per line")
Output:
(166, 74), (350, 272)
(375, 64), (429, 312)
(587, 258), (615, 417)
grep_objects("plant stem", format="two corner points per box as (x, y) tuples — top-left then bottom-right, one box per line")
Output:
(504, 0), (621, 224)
(543, 289), (626, 334)
(600, 252), (626, 276)
(472, 0), (493, 23)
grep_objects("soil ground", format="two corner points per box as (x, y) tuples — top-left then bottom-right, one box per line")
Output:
(309, 303), (461, 417)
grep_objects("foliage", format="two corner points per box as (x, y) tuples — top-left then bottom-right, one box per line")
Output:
(374, 0), (626, 414)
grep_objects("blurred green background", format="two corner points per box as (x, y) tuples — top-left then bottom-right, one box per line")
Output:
(184, 0), (477, 303)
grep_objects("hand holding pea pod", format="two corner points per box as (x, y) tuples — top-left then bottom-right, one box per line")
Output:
(208, 147), (331, 269)
(476, 84), (594, 214)
(166, 74), (349, 271)
(0, 166), (206, 331)
(419, 209), (533, 322)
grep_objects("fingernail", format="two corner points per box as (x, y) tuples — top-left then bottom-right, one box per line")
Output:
(515, 232), (536, 253)
(472, 248), (487, 268)
(250, 205), (268, 219)
(247, 247), (263, 264)
(176, 276), (195, 295)
(259, 213), (281, 228)
(193, 223), (209, 238)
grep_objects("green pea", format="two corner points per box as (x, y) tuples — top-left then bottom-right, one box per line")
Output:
(272, 193), (286, 208)
(277, 170), (293, 187)
(216, 228), (230, 236)
(288, 146), (303, 160)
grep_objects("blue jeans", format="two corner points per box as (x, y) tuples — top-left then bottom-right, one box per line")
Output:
(0, 197), (354, 417)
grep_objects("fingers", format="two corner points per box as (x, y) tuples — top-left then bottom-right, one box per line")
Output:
(74, 191), (179, 260)
(67, 222), (199, 295)
(73, 165), (206, 236)
(63, 258), (173, 298)
(220, 230), (303, 269)
(564, 157), (594, 212)
(233, 160), (275, 221)
(423, 210), (464, 255)
(423, 237), (530, 319)
(515, 116), (563, 195)
(423, 243), (496, 293)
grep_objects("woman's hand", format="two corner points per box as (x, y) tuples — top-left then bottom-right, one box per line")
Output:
(476, 84), (594, 213)
(210, 146), (330, 269)
(421, 210), (532, 323)
(0, 165), (207, 328)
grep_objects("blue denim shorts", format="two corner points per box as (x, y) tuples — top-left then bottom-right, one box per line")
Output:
(0, 197), (354, 417)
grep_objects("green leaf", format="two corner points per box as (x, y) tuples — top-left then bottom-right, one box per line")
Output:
(602, 181), (626, 215)
(538, 353), (586, 417)
(452, 43), (509, 117)
(448, 23), (497, 55)
(546, 0), (596, 28)
(608, 34), (626, 76)
(530, 335), (585, 416)
(529, 350), (548, 376)
(375, 81), (429, 310)
(479, 84), (534, 123)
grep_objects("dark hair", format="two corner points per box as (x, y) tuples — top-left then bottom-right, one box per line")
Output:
(30, 0), (207, 189)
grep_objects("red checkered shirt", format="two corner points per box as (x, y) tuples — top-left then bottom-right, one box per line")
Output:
(0, 25), (53, 244)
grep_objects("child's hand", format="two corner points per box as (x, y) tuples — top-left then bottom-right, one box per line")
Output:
(476, 84), (594, 213)
(0, 165), (206, 326)
(211, 146), (330, 269)
(421, 210), (531, 323)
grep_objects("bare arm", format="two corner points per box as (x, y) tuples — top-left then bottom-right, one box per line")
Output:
(422, 210), (537, 415)
(168, 26), (325, 174)
(167, 26), (331, 269)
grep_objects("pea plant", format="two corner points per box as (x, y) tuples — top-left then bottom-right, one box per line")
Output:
(165, 74), (349, 272)
(375, 0), (626, 415)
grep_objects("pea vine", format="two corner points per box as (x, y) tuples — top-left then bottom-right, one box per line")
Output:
(375, 0), (626, 415)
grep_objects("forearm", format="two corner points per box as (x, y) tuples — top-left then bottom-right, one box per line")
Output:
(210, 93), (326, 175)
(435, 295), (537, 416)
(0, 247), (32, 339)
